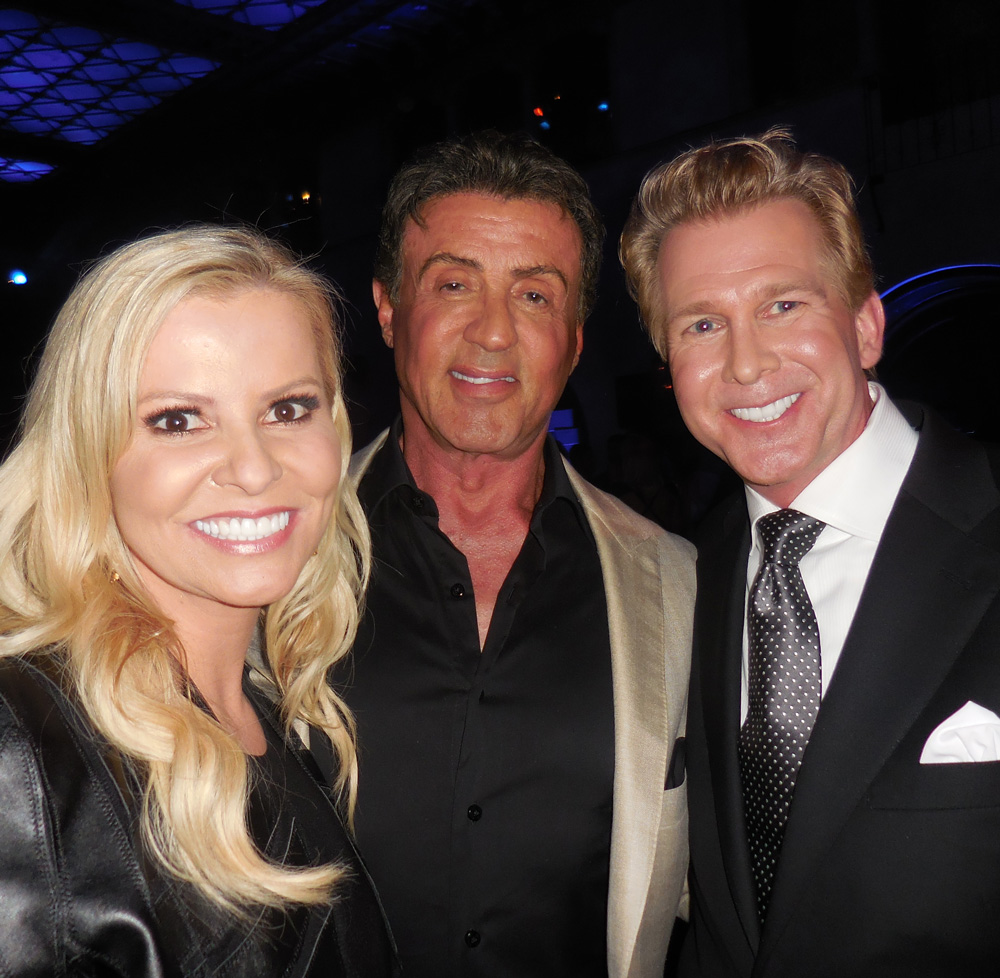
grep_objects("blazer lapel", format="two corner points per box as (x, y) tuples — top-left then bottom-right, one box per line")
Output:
(696, 501), (761, 948)
(566, 465), (691, 978)
(760, 421), (1000, 960)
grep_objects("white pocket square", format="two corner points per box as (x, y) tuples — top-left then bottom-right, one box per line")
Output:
(920, 701), (1000, 764)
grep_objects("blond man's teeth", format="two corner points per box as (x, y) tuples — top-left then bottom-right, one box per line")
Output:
(451, 370), (515, 384)
(195, 511), (290, 541)
(731, 393), (800, 423)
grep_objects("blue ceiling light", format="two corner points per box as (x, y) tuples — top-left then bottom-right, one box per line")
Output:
(172, 0), (330, 31)
(596, 101), (609, 112)
(8, 270), (29, 285)
(0, 8), (219, 165)
(0, 156), (55, 181)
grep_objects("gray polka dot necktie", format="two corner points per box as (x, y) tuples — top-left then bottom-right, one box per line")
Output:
(738, 508), (825, 919)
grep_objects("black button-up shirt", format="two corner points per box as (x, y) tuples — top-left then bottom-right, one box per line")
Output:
(338, 421), (614, 977)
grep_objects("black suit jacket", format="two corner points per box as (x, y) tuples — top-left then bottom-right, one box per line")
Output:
(680, 405), (1000, 977)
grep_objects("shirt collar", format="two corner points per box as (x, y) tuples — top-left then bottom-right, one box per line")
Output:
(746, 382), (919, 541)
(359, 416), (588, 532)
(356, 416), (414, 514)
(533, 434), (592, 541)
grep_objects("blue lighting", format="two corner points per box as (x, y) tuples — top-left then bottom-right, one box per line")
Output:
(322, 3), (443, 65)
(9, 270), (28, 286)
(879, 263), (1000, 343)
(549, 409), (579, 451)
(0, 9), (219, 155)
(0, 156), (55, 182)
(880, 264), (1000, 300)
(597, 101), (609, 112)
(539, 120), (551, 130)
(173, 0), (329, 31)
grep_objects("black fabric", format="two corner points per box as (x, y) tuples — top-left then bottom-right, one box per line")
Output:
(0, 653), (399, 978)
(336, 422), (615, 978)
(679, 407), (1000, 977)
(245, 680), (401, 978)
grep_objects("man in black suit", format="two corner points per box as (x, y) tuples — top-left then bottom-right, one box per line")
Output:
(620, 129), (1000, 976)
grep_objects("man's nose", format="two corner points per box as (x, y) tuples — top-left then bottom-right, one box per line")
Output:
(721, 321), (779, 385)
(463, 290), (518, 352)
(212, 427), (283, 494)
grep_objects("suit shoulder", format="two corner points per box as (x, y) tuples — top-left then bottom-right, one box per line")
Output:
(561, 461), (696, 562)
(691, 488), (747, 549)
(904, 407), (1000, 541)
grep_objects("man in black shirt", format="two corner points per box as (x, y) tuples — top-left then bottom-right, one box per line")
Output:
(338, 131), (695, 978)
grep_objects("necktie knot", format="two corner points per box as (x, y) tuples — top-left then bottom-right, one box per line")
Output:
(757, 509), (824, 567)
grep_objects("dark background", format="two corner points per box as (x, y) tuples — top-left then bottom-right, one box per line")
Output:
(3, 0), (999, 534)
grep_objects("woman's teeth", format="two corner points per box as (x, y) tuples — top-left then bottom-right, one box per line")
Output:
(194, 511), (290, 541)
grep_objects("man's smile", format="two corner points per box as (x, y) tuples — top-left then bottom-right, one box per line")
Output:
(450, 369), (516, 385)
(729, 393), (801, 423)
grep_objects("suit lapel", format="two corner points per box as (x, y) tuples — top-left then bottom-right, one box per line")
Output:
(696, 500), (762, 948)
(760, 418), (1000, 959)
(566, 465), (688, 978)
(348, 428), (389, 484)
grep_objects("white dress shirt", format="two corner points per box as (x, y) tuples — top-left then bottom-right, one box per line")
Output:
(741, 383), (919, 723)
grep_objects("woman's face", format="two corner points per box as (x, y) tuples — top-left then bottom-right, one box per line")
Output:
(110, 289), (342, 623)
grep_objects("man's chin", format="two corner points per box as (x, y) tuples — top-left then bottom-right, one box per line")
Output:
(435, 422), (543, 461)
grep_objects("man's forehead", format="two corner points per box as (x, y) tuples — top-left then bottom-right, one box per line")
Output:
(401, 193), (584, 276)
(660, 201), (826, 282)
(409, 190), (571, 224)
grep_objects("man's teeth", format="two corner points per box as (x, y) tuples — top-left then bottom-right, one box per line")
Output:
(451, 370), (515, 384)
(731, 393), (801, 423)
(194, 511), (290, 542)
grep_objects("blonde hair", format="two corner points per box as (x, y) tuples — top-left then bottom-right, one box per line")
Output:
(619, 128), (875, 358)
(0, 225), (370, 912)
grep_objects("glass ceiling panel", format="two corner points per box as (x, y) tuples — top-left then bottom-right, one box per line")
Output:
(0, 6), (219, 179)
(172, 0), (329, 31)
(0, 155), (54, 181)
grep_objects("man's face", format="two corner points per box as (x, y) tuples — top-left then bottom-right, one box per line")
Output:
(657, 198), (884, 507)
(374, 192), (584, 461)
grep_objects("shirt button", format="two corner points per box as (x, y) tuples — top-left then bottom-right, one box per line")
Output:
(467, 804), (482, 822)
(411, 493), (424, 510)
(450, 583), (466, 599)
(464, 929), (481, 947)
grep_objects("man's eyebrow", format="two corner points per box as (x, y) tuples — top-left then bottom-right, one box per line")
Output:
(512, 265), (569, 290)
(668, 279), (826, 323)
(418, 252), (482, 279)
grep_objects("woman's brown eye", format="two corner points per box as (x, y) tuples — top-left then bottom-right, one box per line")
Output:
(147, 409), (201, 432)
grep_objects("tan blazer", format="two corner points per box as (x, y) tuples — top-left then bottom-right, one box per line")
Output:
(351, 432), (695, 978)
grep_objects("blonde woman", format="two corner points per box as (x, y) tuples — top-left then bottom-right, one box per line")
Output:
(0, 226), (399, 976)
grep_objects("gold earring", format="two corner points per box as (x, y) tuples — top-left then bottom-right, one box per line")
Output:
(110, 571), (120, 583)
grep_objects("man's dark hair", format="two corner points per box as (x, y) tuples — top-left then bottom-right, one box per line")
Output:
(373, 130), (605, 321)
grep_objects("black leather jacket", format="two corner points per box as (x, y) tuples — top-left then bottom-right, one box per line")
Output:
(0, 656), (399, 977)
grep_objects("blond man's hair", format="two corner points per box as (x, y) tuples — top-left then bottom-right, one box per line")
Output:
(619, 128), (874, 358)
